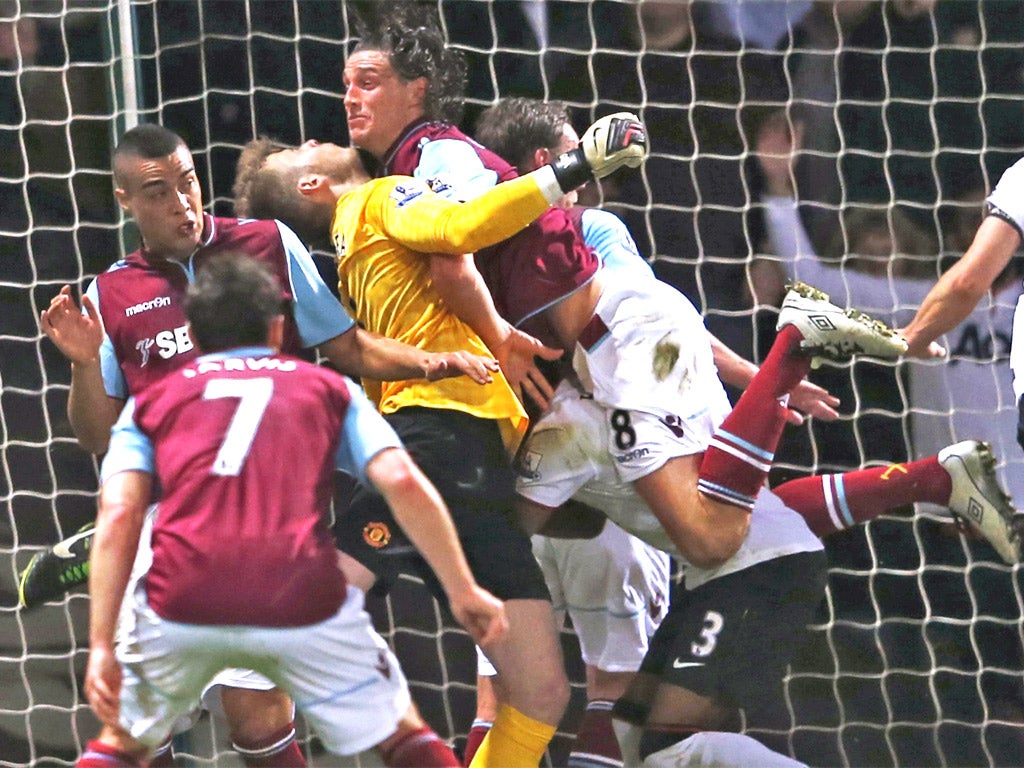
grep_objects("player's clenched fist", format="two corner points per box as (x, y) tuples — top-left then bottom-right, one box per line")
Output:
(549, 112), (648, 193)
(580, 112), (648, 178)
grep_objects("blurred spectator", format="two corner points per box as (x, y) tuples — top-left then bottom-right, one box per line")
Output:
(752, 115), (1024, 507)
(441, 0), (595, 129)
(782, 0), (1024, 255)
(834, 1), (1024, 228)
(703, 0), (813, 49)
(783, 0), (875, 251)
(820, 206), (939, 280)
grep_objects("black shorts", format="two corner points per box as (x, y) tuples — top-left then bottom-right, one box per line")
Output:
(335, 406), (549, 603)
(641, 551), (828, 714)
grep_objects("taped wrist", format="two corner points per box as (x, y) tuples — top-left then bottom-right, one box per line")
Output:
(550, 148), (592, 193)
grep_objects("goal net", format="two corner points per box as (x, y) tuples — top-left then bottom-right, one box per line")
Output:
(3, 1), (1023, 765)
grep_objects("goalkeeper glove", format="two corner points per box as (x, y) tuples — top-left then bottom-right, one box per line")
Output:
(550, 112), (648, 193)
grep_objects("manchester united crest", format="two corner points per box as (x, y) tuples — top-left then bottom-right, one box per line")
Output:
(363, 521), (392, 548)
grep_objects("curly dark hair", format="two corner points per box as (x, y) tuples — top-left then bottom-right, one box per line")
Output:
(352, 1), (467, 124)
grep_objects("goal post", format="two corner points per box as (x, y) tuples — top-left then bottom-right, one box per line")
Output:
(4, 1), (1023, 766)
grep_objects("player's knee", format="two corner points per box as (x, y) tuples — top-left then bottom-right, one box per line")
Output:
(221, 686), (294, 744)
(587, 667), (636, 702)
(507, 661), (569, 724)
(531, 663), (571, 722)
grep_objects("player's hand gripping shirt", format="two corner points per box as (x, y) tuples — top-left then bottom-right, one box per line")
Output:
(330, 173), (559, 452)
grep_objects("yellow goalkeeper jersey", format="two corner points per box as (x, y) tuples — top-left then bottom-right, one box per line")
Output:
(330, 173), (552, 454)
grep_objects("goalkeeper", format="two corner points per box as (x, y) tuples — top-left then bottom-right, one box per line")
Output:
(233, 113), (649, 768)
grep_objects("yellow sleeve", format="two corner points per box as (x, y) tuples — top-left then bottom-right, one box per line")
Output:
(375, 174), (553, 255)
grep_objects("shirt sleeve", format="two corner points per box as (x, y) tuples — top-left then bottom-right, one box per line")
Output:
(987, 156), (1024, 240)
(87, 279), (128, 399)
(375, 175), (552, 256)
(334, 377), (404, 484)
(581, 208), (654, 277)
(99, 399), (154, 482)
(416, 139), (500, 201)
(277, 221), (356, 348)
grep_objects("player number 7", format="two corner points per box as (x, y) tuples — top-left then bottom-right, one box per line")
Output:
(203, 377), (274, 476)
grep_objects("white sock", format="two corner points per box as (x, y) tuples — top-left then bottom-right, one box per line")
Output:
(611, 717), (643, 768)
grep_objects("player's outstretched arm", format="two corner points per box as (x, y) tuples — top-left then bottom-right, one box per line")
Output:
(319, 325), (499, 385)
(365, 447), (509, 646)
(901, 215), (1020, 358)
(40, 285), (123, 453)
(85, 469), (151, 727)
(378, 114), (649, 259)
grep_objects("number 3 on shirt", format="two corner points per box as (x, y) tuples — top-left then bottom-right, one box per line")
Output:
(203, 378), (273, 476)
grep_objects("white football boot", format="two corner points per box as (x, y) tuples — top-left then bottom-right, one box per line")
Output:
(777, 281), (908, 366)
(939, 440), (1022, 565)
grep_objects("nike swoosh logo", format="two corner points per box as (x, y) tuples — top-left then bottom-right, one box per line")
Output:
(52, 528), (94, 559)
(455, 467), (486, 491)
(672, 659), (705, 669)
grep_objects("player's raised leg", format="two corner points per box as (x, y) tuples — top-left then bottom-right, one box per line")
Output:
(774, 440), (1022, 564)
(697, 282), (907, 516)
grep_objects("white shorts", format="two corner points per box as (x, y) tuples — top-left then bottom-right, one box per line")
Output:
(117, 584), (411, 756)
(118, 508), (292, 724)
(476, 523), (670, 677)
(568, 279), (731, 482)
(532, 523), (671, 672)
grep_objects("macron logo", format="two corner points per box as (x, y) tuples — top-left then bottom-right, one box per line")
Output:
(125, 296), (171, 317)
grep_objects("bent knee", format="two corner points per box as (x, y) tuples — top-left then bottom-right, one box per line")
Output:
(221, 686), (294, 744)
(502, 665), (570, 724)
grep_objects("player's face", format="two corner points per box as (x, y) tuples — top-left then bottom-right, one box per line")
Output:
(115, 145), (204, 260)
(343, 49), (426, 160)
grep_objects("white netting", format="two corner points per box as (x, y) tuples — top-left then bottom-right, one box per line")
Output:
(3, 0), (1023, 765)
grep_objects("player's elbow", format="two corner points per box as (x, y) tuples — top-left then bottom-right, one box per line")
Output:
(688, 512), (750, 569)
(72, 425), (110, 455)
(383, 457), (423, 498)
(438, 229), (478, 255)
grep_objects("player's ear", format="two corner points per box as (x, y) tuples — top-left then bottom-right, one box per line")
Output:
(408, 76), (428, 108)
(296, 173), (327, 197)
(114, 186), (131, 212)
(532, 147), (553, 173)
